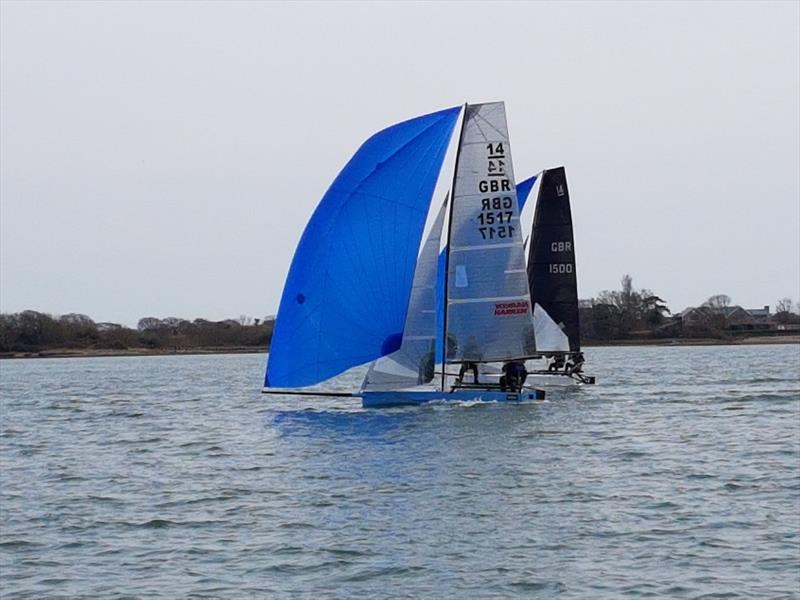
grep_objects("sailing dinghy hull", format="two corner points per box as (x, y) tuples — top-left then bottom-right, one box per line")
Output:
(360, 388), (545, 408)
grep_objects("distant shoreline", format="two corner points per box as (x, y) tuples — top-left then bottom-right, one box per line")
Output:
(583, 335), (800, 348)
(0, 347), (264, 360)
(1, 335), (798, 360)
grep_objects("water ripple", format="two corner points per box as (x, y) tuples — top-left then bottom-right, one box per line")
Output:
(1, 345), (798, 597)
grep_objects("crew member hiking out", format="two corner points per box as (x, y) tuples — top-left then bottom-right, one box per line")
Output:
(565, 352), (585, 375)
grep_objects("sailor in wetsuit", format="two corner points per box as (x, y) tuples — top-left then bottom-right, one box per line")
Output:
(547, 354), (566, 372)
(565, 352), (585, 375)
(418, 350), (435, 385)
(457, 336), (482, 384)
(500, 360), (528, 392)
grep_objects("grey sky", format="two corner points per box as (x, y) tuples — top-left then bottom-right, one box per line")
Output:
(1, 0), (798, 326)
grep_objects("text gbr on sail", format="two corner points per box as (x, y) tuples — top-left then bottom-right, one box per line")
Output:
(478, 179), (512, 193)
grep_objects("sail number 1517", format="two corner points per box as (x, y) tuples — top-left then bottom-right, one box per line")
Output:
(480, 225), (515, 239)
(479, 195), (515, 240)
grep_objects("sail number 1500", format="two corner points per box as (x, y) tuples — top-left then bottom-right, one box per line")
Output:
(549, 263), (573, 274)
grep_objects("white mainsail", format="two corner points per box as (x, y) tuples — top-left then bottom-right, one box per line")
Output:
(444, 102), (537, 363)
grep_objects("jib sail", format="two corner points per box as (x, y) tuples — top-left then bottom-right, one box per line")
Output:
(362, 197), (448, 391)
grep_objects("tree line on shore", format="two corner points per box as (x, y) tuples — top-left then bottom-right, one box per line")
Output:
(579, 275), (800, 341)
(1, 275), (797, 353)
(0, 312), (274, 354)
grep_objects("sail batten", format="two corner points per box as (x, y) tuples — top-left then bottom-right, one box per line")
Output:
(451, 242), (518, 251)
(449, 295), (530, 304)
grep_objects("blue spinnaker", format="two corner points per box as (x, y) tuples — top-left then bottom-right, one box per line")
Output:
(266, 106), (461, 388)
(434, 174), (538, 362)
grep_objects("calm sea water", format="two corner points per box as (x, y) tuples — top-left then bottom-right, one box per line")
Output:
(1, 345), (798, 598)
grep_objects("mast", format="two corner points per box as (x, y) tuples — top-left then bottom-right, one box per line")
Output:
(440, 103), (468, 392)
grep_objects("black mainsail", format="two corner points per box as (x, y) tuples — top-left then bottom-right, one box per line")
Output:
(527, 166), (581, 353)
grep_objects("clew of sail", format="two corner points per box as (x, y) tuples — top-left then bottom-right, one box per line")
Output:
(527, 166), (581, 352)
(362, 197), (448, 391)
(444, 102), (537, 364)
(265, 106), (461, 388)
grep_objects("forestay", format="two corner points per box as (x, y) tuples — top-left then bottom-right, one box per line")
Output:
(444, 102), (537, 363)
(266, 106), (461, 388)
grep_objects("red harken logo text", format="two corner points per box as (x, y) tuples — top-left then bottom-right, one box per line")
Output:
(494, 301), (529, 316)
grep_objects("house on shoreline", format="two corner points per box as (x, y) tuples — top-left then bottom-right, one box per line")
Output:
(678, 304), (774, 333)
